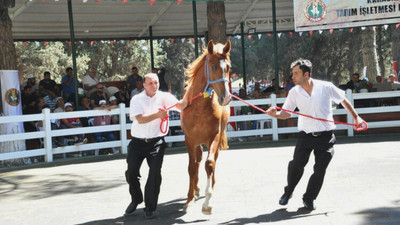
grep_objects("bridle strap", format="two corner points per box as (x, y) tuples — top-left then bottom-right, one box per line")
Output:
(203, 55), (229, 94)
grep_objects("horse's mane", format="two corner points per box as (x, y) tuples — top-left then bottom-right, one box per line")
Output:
(184, 49), (209, 87)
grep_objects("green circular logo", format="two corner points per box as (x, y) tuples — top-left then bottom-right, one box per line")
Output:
(5, 88), (20, 106)
(304, 0), (326, 22)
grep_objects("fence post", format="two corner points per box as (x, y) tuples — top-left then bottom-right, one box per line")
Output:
(346, 89), (354, 137)
(43, 108), (53, 162)
(271, 94), (279, 141)
(119, 103), (128, 154)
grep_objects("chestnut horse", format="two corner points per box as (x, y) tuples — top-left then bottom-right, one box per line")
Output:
(181, 40), (232, 214)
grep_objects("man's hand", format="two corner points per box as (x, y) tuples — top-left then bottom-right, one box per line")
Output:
(266, 107), (277, 118)
(354, 116), (365, 129)
(158, 108), (168, 119)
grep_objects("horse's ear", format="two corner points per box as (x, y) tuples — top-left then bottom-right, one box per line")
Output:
(223, 40), (231, 55)
(207, 40), (214, 54)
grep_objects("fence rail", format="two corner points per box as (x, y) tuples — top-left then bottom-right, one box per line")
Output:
(1, 90), (400, 162)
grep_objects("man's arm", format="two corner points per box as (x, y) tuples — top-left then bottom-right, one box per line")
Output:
(175, 99), (188, 111)
(340, 99), (364, 127)
(266, 107), (291, 120)
(135, 109), (167, 124)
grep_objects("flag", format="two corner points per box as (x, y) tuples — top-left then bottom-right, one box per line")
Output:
(0, 70), (26, 164)
(0, 70), (24, 134)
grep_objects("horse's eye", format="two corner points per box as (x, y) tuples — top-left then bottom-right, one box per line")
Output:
(211, 66), (216, 72)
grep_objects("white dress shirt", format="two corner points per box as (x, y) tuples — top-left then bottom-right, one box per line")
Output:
(129, 90), (179, 138)
(282, 78), (345, 133)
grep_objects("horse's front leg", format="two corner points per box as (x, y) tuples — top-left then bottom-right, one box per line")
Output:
(183, 144), (203, 212)
(202, 138), (220, 215)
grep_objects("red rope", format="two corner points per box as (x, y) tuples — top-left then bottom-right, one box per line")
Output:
(231, 94), (368, 132)
(160, 93), (204, 134)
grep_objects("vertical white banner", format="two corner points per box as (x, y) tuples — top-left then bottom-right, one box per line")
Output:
(0, 70), (27, 165)
(0, 70), (24, 133)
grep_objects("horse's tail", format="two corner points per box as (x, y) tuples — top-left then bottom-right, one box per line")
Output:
(219, 129), (229, 150)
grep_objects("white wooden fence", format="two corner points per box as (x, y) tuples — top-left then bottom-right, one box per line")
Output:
(1, 90), (400, 163)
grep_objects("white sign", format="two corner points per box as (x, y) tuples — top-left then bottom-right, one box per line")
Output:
(294, 0), (400, 31)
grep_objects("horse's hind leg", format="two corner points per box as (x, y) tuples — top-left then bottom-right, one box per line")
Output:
(202, 142), (220, 215)
(183, 144), (203, 212)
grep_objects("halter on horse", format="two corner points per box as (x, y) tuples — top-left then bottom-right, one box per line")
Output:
(181, 40), (232, 214)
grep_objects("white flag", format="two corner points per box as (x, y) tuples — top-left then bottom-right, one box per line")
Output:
(0, 70), (24, 134)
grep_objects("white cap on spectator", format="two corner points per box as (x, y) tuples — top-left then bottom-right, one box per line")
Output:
(389, 74), (396, 78)
(27, 74), (35, 79)
(64, 102), (72, 108)
(78, 87), (84, 95)
(109, 96), (117, 102)
(99, 100), (107, 105)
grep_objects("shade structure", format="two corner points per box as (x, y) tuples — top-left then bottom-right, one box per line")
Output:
(9, 0), (294, 41)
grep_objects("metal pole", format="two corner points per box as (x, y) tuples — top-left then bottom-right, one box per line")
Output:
(67, 0), (79, 109)
(240, 22), (247, 94)
(272, 0), (279, 90)
(192, 0), (199, 58)
(149, 26), (154, 70)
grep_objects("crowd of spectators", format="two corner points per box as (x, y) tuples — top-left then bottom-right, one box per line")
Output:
(21, 66), (170, 159)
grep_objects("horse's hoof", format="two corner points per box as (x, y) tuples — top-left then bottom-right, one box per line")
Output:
(195, 189), (200, 200)
(183, 201), (193, 212)
(202, 206), (212, 215)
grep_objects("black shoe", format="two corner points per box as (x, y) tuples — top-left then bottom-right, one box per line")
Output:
(124, 202), (138, 216)
(144, 210), (156, 219)
(279, 193), (292, 205)
(303, 199), (316, 210)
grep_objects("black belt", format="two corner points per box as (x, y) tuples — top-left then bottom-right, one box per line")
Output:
(132, 136), (163, 143)
(303, 130), (332, 137)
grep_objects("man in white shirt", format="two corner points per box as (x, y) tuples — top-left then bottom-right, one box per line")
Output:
(267, 59), (364, 210)
(124, 73), (187, 219)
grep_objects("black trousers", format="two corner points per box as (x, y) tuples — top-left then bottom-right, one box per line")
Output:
(284, 131), (336, 201)
(125, 137), (166, 212)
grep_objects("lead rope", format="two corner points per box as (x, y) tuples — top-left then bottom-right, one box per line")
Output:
(231, 94), (368, 131)
(159, 92), (204, 134)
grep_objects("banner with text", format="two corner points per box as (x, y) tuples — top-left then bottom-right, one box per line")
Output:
(0, 70), (24, 134)
(294, 0), (400, 31)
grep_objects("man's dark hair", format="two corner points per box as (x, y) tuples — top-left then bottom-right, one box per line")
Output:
(353, 73), (360, 78)
(132, 66), (138, 71)
(66, 67), (73, 72)
(44, 71), (51, 76)
(290, 59), (312, 77)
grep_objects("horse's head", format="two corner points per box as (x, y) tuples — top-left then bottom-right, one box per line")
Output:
(205, 40), (232, 106)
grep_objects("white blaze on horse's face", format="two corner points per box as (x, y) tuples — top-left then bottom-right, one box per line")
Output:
(220, 59), (232, 106)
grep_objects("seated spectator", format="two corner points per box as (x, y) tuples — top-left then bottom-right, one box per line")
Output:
(22, 74), (39, 93)
(345, 73), (369, 93)
(60, 102), (87, 145)
(130, 79), (144, 97)
(126, 66), (143, 93)
(83, 68), (99, 97)
(53, 97), (65, 113)
(388, 74), (400, 90)
(263, 79), (278, 94)
(49, 97), (66, 147)
(21, 85), (37, 111)
(43, 90), (59, 111)
(92, 100), (116, 143)
(109, 96), (119, 124)
(90, 83), (109, 107)
(78, 96), (94, 127)
(39, 71), (59, 96)
(113, 85), (130, 107)
(62, 67), (78, 101)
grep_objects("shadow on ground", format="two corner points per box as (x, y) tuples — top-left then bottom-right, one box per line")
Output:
(219, 208), (330, 224)
(353, 201), (400, 225)
(0, 173), (124, 200)
(76, 198), (209, 225)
